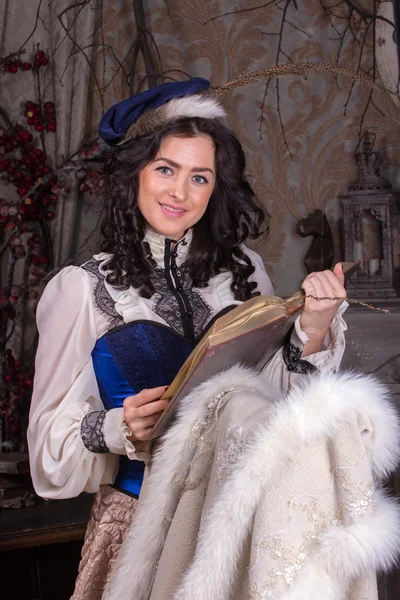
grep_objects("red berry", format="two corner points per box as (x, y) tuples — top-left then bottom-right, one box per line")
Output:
(45, 211), (55, 221)
(21, 132), (33, 143)
(21, 62), (32, 71)
(28, 290), (39, 300)
(35, 124), (44, 132)
(46, 123), (56, 132)
(35, 50), (45, 60)
(44, 101), (54, 110)
(41, 57), (49, 66)
(5, 375), (13, 383)
(10, 64), (18, 73)
(50, 193), (58, 203)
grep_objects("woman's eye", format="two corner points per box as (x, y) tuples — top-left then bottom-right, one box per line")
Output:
(156, 166), (173, 175)
(193, 175), (208, 184)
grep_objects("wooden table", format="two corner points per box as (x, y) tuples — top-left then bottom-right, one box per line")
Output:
(0, 494), (93, 600)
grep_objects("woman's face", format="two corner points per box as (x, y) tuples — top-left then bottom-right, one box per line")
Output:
(138, 134), (216, 241)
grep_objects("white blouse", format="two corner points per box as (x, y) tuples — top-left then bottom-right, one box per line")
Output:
(28, 229), (348, 499)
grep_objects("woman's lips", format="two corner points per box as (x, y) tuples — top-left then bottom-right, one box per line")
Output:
(159, 202), (187, 217)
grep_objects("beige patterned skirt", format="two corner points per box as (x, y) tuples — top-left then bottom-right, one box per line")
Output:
(70, 485), (138, 600)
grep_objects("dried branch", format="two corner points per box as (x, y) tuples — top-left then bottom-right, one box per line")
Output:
(57, 1), (104, 111)
(132, 0), (159, 90)
(0, 229), (16, 260)
(17, 0), (45, 53)
(50, 0), (90, 58)
(77, 209), (104, 255)
(319, 0), (390, 139)
(259, 77), (272, 139)
(129, 37), (141, 96)
(204, 0), (277, 25)
(285, 19), (312, 37)
(33, 56), (47, 155)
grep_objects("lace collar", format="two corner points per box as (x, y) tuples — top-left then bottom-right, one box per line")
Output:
(94, 228), (192, 270)
(145, 227), (192, 267)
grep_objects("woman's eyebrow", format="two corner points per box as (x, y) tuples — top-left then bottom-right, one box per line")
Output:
(153, 157), (214, 175)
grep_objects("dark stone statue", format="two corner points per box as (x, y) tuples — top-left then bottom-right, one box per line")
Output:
(295, 210), (334, 274)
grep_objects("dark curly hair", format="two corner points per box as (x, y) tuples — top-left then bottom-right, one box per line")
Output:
(100, 117), (268, 301)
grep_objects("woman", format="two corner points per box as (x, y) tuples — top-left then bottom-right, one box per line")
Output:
(27, 78), (347, 600)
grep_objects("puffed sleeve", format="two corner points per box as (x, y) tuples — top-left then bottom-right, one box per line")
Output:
(27, 266), (137, 500)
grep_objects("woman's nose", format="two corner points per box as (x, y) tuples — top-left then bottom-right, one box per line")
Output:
(169, 176), (187, 202)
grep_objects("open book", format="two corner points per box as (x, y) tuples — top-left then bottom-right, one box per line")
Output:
(150, 262), (358, 439)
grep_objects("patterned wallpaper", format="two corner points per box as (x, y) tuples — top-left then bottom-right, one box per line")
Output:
(80, 0), (400, 295)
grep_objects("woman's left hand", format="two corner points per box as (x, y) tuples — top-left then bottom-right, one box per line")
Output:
(300, 263), (346, 355)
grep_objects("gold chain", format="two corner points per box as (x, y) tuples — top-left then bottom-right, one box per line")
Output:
(305, 294), (390, 315)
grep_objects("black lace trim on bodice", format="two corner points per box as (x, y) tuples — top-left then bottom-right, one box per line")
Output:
(150, 265), (212, 341)
(80, 410), (108, 453)
(81, 255), (213, 341)
(282, 339), (318, 375)
(81, 259), (123, 330)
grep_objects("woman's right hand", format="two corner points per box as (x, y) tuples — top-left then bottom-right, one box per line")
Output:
(123, 386), (169, 441)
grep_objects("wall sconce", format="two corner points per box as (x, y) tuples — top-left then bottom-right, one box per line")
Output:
(340, 131), (399, 299)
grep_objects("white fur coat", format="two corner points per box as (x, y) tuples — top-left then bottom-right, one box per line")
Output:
(104, 368), (400, 600)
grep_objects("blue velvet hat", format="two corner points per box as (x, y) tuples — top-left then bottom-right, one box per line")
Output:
(99, 78), (226, 146)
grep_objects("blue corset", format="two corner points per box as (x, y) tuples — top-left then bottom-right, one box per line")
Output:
(92, 321), (195, 496)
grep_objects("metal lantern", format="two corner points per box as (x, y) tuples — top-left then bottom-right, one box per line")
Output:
(340, 132), (399, 299)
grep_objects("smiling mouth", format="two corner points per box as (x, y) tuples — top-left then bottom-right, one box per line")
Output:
(159, 203), (187, 214)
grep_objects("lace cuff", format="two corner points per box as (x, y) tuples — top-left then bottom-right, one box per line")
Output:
(282, 336), (318, 374)
(102, 407), (138, 460)
(80, 410), (109, 453)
